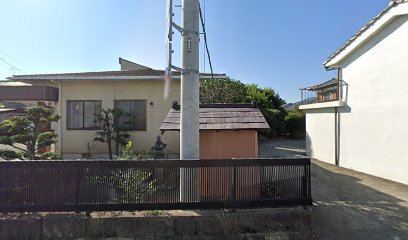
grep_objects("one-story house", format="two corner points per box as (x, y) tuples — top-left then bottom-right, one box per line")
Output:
(299, 0), (408, 185)
(5, 58), (227, 159)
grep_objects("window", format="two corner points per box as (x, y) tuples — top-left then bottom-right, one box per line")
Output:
(114, 100), (146, 131)
(67, 100), (101, 130)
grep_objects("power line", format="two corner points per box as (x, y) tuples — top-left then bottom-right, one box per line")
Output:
(0, 56), (26, 74)
(202, 0), (206, 75)
(199, 1), (214, 78)
(0, 48), (34, 73)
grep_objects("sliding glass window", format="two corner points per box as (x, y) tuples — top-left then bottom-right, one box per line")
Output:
(114, 100), (147, 131)
(67, 100), (101, 130)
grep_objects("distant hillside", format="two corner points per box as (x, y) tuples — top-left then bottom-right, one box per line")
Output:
(282, 97), (316, 111)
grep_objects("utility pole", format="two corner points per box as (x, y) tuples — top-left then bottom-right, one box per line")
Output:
(180, 0), (200, 201)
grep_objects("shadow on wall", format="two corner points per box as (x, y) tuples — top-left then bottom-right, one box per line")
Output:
(312, 161), (408, 239)
(341, 81), (349, 103)
(305, 132), (312, 158)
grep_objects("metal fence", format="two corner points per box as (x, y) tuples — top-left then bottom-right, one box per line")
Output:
(0, 158), (312, 212)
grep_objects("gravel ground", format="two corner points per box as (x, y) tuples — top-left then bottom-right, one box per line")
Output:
(259, 138), (306, 158)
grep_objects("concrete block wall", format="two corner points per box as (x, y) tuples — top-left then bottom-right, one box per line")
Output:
(0, 208), (314, 240)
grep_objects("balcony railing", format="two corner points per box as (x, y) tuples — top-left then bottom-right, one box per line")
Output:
(300, 79), (345, 105)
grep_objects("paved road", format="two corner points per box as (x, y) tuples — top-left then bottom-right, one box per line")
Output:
(259, 139), (408, 239)
(259, 139), (306, 158)
(312, 160), (408, 240)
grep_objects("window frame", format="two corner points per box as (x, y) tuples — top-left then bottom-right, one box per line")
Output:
(114, 99), (147, 131)
(66, 100), (102, 130)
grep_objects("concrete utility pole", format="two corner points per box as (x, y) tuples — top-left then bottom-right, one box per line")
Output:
(180, 0), (200, 201)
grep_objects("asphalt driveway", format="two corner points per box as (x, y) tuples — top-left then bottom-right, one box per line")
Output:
(312, 160), (408, 240)
(260, 139), (408, 239)
(259, 138), (306, 158)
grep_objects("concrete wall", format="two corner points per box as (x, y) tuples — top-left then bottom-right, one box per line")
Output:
(59, 80), (180, 158)
(0, 208), (313, 240)
(305, 15), (408, 185)
(305, 108), (336, 165)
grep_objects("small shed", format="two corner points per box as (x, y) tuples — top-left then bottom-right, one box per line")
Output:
(160, 103), (270, 159)
(160, 103), (270, 200)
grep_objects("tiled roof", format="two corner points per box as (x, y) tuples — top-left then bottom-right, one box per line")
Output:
(160, 103), (270, 131)
(324, 0), (408, 68)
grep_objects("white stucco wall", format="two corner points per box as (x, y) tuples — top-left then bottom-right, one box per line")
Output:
(337, 15), (408, 185)
(305, 108), (336, 165)
(306, 15), (408, 185)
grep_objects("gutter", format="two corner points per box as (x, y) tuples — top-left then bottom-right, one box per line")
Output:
(7, 75), (229, 81)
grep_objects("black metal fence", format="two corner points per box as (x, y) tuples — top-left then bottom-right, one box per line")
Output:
(0, 158), (312, 212)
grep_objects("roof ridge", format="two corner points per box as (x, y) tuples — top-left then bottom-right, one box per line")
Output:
(324, 0), (407, 68)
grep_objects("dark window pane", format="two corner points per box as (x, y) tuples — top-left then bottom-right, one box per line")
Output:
(67, 101), (83, 129)
(115, 100), (146, 130)
(84, 101), (100, 128)
(115, 100), (131, 129)
(131, 100), (146, 130)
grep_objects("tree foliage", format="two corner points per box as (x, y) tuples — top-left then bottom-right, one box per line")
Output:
(200, 78), (247, 104)
(0, 106), (59, 159)
(285, 110), (306, 139)
(200, 78), (306, 139)
(245, 84), (287, 137)
(93, 108), (131, 159)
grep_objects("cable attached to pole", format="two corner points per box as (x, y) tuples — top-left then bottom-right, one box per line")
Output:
(199, 2), (214, 78)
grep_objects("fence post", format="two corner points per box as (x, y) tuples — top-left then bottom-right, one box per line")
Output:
(302, 165), (308, 209)
(74, 166), (81, 213)
(232, 166), (237, 201)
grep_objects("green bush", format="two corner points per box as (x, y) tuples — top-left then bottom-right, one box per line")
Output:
(200, 78), (247, 104)
(115, 141), (142, 160)
(285, 110), (306, 139)
(0, 150), (22, 160)
(39, 152), (62, 160)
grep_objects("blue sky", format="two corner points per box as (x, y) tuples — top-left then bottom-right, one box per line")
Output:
(0, 0), (388, 102)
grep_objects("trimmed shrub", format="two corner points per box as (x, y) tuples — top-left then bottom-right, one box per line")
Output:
(285, 110), (306, 139)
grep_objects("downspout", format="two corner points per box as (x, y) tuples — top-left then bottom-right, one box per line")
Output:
(334, 68), (342, 166)
(335, 107), (339, 166)
(51, 80), (62, 155)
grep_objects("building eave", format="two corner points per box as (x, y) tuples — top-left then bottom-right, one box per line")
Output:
(324, 1), (408, 69)
(7, 75), (229, 82)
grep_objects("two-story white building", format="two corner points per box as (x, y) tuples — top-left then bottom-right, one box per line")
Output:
(300, 0), (408, 185)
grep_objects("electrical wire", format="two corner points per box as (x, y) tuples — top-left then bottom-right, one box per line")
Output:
(0, 56), (26, 74)
(199, 1), (214, 78)
(203, 0), (206, 76)
(0, 48), (34, 73)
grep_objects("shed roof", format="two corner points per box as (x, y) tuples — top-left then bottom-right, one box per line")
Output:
(160, 103), (270, 132)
